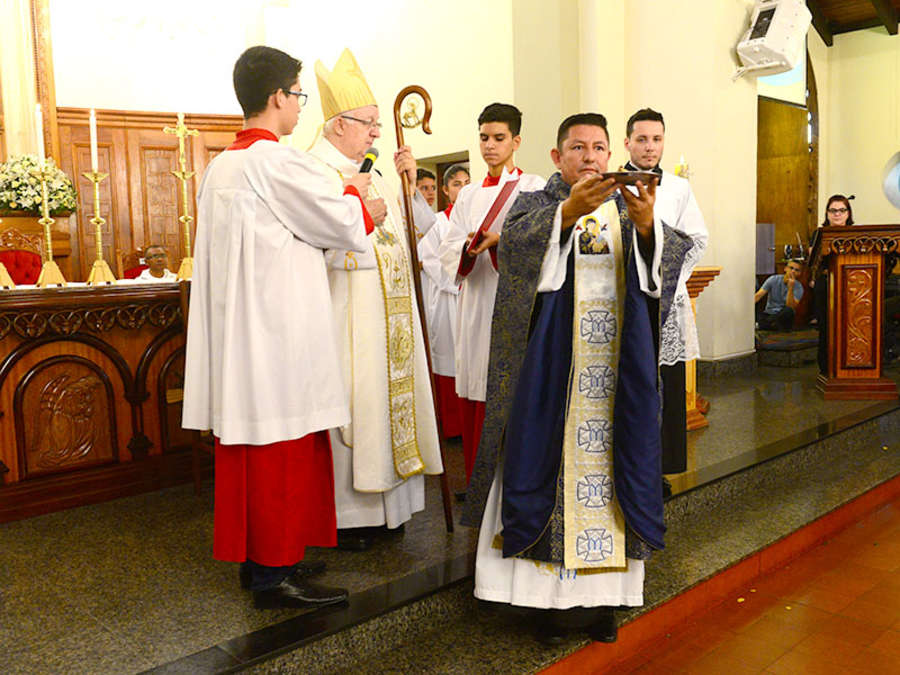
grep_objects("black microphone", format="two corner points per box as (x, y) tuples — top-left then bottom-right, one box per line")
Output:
(359, 147), (378, 173)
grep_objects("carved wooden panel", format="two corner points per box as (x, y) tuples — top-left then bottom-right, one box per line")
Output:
(839, 264), (877, 370)
(14, 356), (118, 479)
(139, 144), (183, 261)
(158, 348), (191, 453)
(56, 109), (242, 280)
(58, 121), (131, 279)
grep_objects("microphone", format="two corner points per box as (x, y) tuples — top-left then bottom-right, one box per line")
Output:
(360, 147), (378, 173)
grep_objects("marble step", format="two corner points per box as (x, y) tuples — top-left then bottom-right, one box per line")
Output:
(243, 407), (900, 674)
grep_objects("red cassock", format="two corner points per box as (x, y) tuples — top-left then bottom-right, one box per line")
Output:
(213, 433), (337, 566)
(210, 128), (372, 567)
(433, 374), (463, 438)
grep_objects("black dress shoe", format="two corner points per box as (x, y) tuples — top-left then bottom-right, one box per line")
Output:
(240, 560), (327, 589)
(336, 530), (373, 551)
(587, 610), (618, 643)
(253, 578), (348, 609)
(536, 614), (567, 646)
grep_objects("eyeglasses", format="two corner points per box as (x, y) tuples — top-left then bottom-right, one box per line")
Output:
(341, 114), (382, 130)
(286, 90), (308, 107)
(827, 207), (848, 214)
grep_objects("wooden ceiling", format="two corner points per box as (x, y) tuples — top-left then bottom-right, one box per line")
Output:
(808, 0), (899, 45)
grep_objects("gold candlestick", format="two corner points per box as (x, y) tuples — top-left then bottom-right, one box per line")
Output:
(0, 216), (15, 289)
(32, 163), (67, 288)
(163, 113), (199, 280)
(82, 170), (117, 285)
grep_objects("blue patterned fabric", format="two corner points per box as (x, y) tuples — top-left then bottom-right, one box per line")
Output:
(461, 172), (693, 563)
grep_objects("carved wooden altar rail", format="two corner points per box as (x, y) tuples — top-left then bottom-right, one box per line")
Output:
(0, 283), (192, 522)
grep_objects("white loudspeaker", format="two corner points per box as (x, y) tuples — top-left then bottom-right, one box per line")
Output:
(734, 0), (811, 80)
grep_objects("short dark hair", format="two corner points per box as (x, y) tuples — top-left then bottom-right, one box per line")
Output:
(478, 103), (522, 136)
(144, 244), (166, 255)
(626, 108), (665, 138)
(556, 113), (609, 149)
(233, 46), (302, 119)
(443, 164), (470, 186)
(416, 168), (436, 182)
(822, 194), (855, 226)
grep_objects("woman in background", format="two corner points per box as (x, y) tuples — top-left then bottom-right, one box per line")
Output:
(813, 194), (854, 374)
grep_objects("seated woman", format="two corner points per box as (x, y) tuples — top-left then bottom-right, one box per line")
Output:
(812, 194), (854, 373)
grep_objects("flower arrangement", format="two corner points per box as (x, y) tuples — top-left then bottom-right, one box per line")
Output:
(0, 155), (78, 216)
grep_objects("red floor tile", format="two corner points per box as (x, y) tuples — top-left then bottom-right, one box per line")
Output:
(869, 629), (900, 657)
(546, 495), (900, 675)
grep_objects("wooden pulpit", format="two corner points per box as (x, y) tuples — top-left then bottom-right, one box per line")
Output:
(685, 266), (721, 430)
(809, 224), (899, 400)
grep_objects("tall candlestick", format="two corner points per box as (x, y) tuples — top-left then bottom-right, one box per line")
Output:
(35, 104), (45, 162)
(89, 109), (99, 173)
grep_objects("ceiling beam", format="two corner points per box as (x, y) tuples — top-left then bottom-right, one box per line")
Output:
(869, 0), (899, 35)
(806, 0), (833, 46)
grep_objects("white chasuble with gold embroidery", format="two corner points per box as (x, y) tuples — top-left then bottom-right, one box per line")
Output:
(308, 138), (441, 521)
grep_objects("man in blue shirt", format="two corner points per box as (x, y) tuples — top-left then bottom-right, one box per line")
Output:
(755, 259), (804, 330)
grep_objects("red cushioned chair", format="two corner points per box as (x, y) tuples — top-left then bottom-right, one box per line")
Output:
(0, 229), (43, 285)
(117, 248), (148, 279)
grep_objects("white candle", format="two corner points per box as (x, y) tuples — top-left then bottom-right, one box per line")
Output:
(89, 108), (99, 173)
(35, 104), (45, 162)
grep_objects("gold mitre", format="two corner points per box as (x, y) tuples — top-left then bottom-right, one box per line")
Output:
(315, 48), (377, 120)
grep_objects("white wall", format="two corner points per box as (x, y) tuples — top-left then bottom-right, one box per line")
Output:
(49, 0), (515, 196)
(825, 28), (900, 224)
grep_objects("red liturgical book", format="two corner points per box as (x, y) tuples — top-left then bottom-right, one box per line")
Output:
(456, 179), (520, 281)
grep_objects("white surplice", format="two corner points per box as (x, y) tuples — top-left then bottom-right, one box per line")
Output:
(474, 200), (661, 608)
(136, 268), (177, 283)
(309, 137), (442, 529)
(635, 170), (707, 365)
(182, 139), (370, 445)
(437, 170), (546, 401)
(418, 210), (458, 377)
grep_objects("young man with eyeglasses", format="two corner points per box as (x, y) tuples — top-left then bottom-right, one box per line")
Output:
(183, 45), (377, 610)
(308, 48), (443, 552)
(136, 244), (176, 282)
(437, 103), (545, 493)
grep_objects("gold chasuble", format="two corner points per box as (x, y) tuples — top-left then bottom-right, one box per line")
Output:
(563, 201), (628, 569)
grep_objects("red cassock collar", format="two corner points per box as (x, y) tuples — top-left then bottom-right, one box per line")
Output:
(482, 167), (523, 187)
(443, 204), (453, 217)
(227, 128), (279, 150)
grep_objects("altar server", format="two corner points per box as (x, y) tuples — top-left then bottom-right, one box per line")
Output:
(438, 103), (545, 486)
(182, 45), (376, 609)
(462, 113), (693, 642)
(624, 108), (708, 483)
(417, 164), (470, 440)
(309, 48), (443, 552)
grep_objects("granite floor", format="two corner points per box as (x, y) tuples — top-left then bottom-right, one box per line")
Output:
(0, 364), (898, 673)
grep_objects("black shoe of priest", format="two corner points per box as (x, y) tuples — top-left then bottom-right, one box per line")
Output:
(337, 528), (373, 551)
(536, 614), (567, 646)
(253, 578), (348, 609)
(587, 610), (618, 643)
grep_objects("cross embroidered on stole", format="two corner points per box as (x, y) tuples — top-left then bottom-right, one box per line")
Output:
(563, 200), (628, 570)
